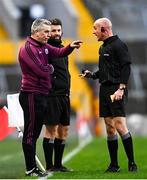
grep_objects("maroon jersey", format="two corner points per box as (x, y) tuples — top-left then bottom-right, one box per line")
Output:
(18, 37), (73, 95)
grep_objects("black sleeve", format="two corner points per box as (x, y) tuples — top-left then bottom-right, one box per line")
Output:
(92, 70), (99, 79)
(121, 64), (131, 84)
(115, 41), (131, 84)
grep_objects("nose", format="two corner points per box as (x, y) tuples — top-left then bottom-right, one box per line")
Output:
(47, 32), (51, 38)
(92, 29), (95, 34)
(93, 31), (96, 35)
(55, 31), (60, 36)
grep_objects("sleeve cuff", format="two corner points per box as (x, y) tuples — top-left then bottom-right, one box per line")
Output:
(92, 72), (98, 79)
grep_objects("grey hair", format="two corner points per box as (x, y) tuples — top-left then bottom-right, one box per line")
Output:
(31, 18), (51, 34)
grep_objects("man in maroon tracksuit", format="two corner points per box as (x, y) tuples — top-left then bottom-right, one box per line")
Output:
(18, 18), (82, 177)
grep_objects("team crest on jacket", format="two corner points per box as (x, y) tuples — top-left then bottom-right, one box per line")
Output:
(45, 48), (49, 54)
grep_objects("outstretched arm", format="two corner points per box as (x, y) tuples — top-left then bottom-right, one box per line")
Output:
(47, 40), (83, 58)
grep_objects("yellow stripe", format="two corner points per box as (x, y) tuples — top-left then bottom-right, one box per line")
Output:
(64, 39), (99, 120)
(0, 23), (8, 39)
(69, 51), (95, 118)
(71, 0), (94, 38)
(71, 0), (102, 62)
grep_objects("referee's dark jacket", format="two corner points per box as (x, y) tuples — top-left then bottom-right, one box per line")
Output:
(93, 35), (131, 85)
(48, 40), (70, 96)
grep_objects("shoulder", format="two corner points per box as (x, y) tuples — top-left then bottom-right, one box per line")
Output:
(20, 41), (39, 58)
(60, 44), (64, 48)
(113, 37), (128, 51)
(115, 36), (127, 46)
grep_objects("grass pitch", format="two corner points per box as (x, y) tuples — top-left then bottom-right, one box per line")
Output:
(0, 136), (146, 179)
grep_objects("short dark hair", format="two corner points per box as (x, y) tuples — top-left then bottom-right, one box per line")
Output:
(50, 18), (62, 26)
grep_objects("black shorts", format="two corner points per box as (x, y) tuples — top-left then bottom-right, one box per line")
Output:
(44, 96), (70, 126)
(99, 84), (128, 118)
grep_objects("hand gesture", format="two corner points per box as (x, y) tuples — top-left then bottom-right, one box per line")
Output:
(70, 40), (83, 49)
(79, 69), (93, 78)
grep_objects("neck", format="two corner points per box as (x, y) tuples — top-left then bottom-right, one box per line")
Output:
(31, 35), (38, 41)
(103, 31), (113, 41)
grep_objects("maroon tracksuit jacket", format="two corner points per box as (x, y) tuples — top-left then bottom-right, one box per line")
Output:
(18, 37), (73, 95)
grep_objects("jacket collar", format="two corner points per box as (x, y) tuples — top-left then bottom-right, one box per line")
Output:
(27, 37), (43, 47)
(103, 35), (118, 45)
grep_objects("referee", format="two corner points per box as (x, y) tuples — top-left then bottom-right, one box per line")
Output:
(81, 17), (138, 172)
